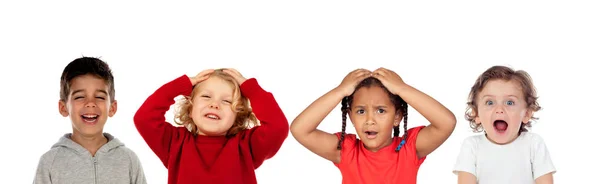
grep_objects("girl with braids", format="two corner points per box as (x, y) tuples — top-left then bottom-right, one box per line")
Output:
(453, 65), (556, 184)
(134, 68), (289, 184)
(291, 67), (457, 184)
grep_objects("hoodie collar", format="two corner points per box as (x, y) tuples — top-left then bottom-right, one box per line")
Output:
(52, 133), (124, 156)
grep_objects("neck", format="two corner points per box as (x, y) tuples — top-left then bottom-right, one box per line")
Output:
(485, 133), (519, 145)
(71, 132), (108, 156)
(364, 137), (394, 152)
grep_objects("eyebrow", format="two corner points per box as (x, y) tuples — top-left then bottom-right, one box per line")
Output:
(352, 105), (389, 109)
(481, 95), (520, 99)
(71, 89), (108, 96)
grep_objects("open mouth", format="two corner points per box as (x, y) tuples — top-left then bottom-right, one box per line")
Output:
(204, 113), (221, 120)
(364, 130), (378, 139)
(81, 114), (99, 124)
(493, 120), (508, 133)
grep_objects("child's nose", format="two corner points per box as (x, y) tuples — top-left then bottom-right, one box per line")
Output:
(365, 113), (376, 125)
(85, 101), (96, 108)
(209, 101), (220, 109)
(494, 106), (505, 114)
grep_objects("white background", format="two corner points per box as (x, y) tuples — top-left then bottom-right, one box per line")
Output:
(1, 0), (598, 183)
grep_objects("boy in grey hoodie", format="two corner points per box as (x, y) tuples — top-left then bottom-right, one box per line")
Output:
(33, 57), (146, 184)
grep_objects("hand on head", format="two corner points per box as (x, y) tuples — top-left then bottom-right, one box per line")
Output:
(222, 68), (247, 85)
(189, 68), (248, 86)
(190, 69), (215, 86)
(337, 68), (372, 96)
(337, 67), (407, 96)
(372, 67), (406, 95)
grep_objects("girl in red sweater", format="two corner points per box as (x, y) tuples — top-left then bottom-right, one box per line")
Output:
(290, 67), (457, 184)
(134, 68), (289, 184)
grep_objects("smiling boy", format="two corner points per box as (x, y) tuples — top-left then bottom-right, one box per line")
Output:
(33, 57), (146, 184)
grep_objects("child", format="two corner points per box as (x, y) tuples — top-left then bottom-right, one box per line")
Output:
(33, 57), (146, 184)
(134, 68), (289, 184)
(453, 65), (556, 184)
(290, 67), (457, 184)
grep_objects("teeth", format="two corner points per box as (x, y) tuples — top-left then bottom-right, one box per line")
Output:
(206, 114), (219, 120)
(83, 115), (98, 118)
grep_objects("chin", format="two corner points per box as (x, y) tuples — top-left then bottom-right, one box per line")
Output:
(487, 132), (518, 144)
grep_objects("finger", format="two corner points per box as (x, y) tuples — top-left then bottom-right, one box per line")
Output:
(196, 75), (212, 83)
(352, 68), (369, 74)
(372, 70), (382, 77)
(224, 68), (244, 78)
(373, 67), (388, 75)
(355, 71), (371, 81)
(224, 68), (241, 75)
(198, 69), (215, 77)
(222, 69), (240, 79)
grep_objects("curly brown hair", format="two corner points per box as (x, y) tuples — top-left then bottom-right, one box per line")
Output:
(174, 69), (258, 137)
(465, 65), (541, 133)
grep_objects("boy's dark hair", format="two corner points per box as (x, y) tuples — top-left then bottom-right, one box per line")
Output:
(60, 56), (115, 102)
(337, 77), (409, 152)
(465, 65), (541, 134)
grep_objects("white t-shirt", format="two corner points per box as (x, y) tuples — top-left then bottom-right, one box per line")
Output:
(453, 132), (556, 184)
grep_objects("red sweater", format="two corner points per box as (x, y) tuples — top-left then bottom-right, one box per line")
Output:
(134, 75), (289, 184)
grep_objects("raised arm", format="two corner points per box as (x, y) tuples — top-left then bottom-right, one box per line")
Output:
(373, 67), (457, 158)
(134, 69), (214, 166)
(290, 69), (371, 163)
(222, 69), (289, 167)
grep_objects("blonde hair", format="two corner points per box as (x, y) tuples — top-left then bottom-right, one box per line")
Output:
(174, 69), (259, 136)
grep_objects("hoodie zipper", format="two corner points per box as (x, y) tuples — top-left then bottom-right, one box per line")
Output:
(93, 156), (98, 184)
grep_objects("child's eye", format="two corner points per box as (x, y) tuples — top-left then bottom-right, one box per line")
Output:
(485, 100), (493, 105)
(356, 109), (365, 114)
(74, 96), (84, 100)
(201, 95), (210, 98)
(96, 96), (105, 100)
(506, 100), (514, 106)
(377, 109), (386, 113)
(223, 100), (232, 104)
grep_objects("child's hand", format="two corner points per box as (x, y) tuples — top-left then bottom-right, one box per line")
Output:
(336, 68), (372, 96)
(373, 67), (407, 95)
(223, 68), (247, 85)
(189, 69), (215, 86)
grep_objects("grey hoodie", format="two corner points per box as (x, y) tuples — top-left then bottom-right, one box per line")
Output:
(33, 133), (146, 184)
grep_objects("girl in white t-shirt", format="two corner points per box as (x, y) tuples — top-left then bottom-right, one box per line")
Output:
(453, 65), (556, 184)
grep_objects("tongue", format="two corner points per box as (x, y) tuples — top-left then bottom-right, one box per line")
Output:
(495, 121), (508, 131)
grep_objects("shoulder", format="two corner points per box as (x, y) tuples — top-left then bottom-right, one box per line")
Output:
(519, 132), (544, 142)
(37, 147), (61, 165)
(334, 132), (358, 141)
(334, 132), (359, 150)
(118, 146), (141, 159)
(407, 126), (426, 136)
(518, 132), (549, 151)
(460, 134), (486, 148)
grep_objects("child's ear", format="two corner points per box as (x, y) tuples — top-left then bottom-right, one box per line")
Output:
(522, 109), (533, 124)
(472, 111), (481, 125)
(393, 110), (403, 126)
(108, 100), (118, 117)
(58, 100), (69, 117)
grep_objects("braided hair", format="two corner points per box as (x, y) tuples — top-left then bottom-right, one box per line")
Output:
(336, 77), (409, 152)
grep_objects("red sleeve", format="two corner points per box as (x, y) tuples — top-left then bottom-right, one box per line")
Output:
(133, 75), (192, 167)
(240, 78), (290, 168)
(333, 132), (358, 167)
(404, 126), (427, 165)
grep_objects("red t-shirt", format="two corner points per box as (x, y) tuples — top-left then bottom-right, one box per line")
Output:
(134, 75), (289, 184)
(334, 126), (426, 184)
